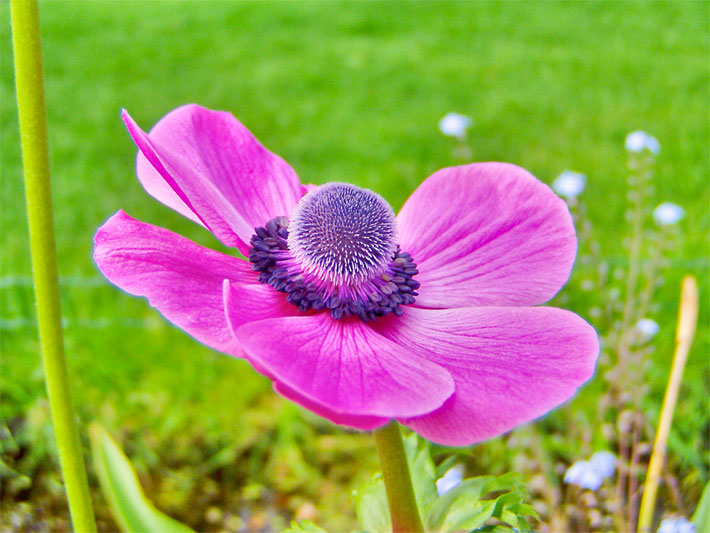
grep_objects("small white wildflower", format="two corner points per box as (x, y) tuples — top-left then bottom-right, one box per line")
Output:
(588, 451), (617, 479)
(564, 460), (604, 491)
(657, 516), (695, 533)
(439, 112), (472, 139)
(626, 130), (661, 154)
(635, 318), (660, 339)
(552, 170), (587, 199)
(653, 202), (685, 226)
(436, 464), (464, 496)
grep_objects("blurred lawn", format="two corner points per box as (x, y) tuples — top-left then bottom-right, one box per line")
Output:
(1, 1), (708, 530)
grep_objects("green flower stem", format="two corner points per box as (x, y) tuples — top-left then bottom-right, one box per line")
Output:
(9, 1), (96, 531)
(373, 422), (424, 533)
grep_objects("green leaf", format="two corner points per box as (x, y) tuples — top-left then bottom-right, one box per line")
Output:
(283, 519), (328, 532)
(89, 423), (194, 533)
(426, 476), (494, 530)
(355, 473), (391, 533)
(403, 433), (438, 518)
(355, 434), (535, 533)
(506, 501), (539, 517)
(499, 507), (532, 532)
(443, 491), (532, 533)
(434, 454), (461, 478)
(692, 482), (710, 533)
(480, 472), (525, 494)
(492, 491), (524, 518)
(441, 499), (497, 532)
(427, 471), (536, 533)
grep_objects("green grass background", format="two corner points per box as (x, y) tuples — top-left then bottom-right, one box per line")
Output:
(1, 1), (708, 530)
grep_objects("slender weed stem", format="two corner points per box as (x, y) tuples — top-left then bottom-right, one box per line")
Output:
(637, 276), (698, 532)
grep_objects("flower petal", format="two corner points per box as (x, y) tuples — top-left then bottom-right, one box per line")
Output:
(397, 163), (576, 308)
(273, 381), (389, 431)
(372, 306), (598, 446)
(94, 210), (254, 356)
(221, 281), (301, 331)
(123, 105), (303, 253)
(223, 282), (455, 419)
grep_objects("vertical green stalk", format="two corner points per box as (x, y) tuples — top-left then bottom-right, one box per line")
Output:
(9, 1), (96, 531)
(373, 422), (424, 533)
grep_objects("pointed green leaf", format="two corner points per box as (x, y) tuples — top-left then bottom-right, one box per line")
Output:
(692, 482), (710, 533)
(435, 454), (460, 478)
(89, 423), (194, 533)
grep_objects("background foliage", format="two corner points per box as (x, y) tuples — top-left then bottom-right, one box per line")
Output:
(1, 1), (708, 531)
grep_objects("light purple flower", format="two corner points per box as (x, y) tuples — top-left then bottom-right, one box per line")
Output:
(436, 465), (464, 496)
(653, 202), (685, 226)
(657, 516), (695, 533)
(589, 451), (617, 479)
(439, 112), (472, 139)
(625, 130), (660, 154)
(635, 318), (660, 339)
(564, 460), (604, 491)
(552, 170), (587, 199)
(564, 450), (616, 490)
(94, 105), (598, 446)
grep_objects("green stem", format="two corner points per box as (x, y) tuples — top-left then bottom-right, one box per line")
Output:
(9, 1), (96, 531)
(373, 422), (424, 533)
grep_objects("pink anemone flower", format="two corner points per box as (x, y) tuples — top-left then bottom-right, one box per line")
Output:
(94, 104), (599, 446)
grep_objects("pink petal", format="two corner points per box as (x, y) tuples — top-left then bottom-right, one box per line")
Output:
(223, 282), (455, 419)
(397, 163), (576, 308)
(221, 281), (300, 332)
(123, 105), (303, 253)
(373, 306), (598, 446)
(273, 381), (389, 431)
(94, 210), (255, 356)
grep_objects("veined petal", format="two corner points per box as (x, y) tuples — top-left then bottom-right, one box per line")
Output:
(94, 210), (254, 356)
(273, 381), (389, 431)
(373, 306), (598, 446)
(123, 105), (303, 253)
(397, 163), (576, 308)
(224, 281), (455, 419)
(219, 282), (401, 432)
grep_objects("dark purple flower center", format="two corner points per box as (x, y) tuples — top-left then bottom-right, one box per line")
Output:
(248, 183), (419, 322)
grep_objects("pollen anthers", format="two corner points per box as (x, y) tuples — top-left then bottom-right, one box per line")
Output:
(248, 184), (419, 322)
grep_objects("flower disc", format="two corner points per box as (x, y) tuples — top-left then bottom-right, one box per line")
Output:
(288, 183), (398, 285)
